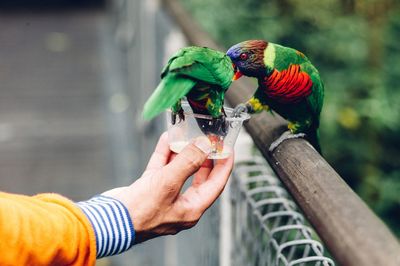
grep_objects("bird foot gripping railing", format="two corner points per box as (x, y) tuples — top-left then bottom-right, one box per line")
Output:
(162, 0), (400, 265)
(231, 156), (334, 266)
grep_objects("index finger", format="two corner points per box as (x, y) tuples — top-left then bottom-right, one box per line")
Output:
(162, 137), (211, 191)
(182, 153), (234, 210)
(146, 132), (171, 170)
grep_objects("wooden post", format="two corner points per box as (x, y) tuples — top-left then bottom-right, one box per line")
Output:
(162, 0), (400, 265)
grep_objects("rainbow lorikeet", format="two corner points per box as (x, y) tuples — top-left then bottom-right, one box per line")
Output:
(226, 40), (324, 153)
(142, 46), (234, 139)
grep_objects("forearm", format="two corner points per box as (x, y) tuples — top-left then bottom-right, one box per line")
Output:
(0, 192), (96, 266)
(0, 192), (136, 266)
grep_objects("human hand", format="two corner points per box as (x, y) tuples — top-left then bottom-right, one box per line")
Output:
(102, 132), (234, 243)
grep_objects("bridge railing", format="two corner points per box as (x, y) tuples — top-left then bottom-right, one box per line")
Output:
(162, 0), (400, 265)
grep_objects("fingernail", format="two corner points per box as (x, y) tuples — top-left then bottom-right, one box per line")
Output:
(193, 136), (212, 154)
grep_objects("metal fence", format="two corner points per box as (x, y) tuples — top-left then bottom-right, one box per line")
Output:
(231, 156), (334, 266)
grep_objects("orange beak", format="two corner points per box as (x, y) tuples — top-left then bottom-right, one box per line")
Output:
(232, 70), (243, 81)
(232, 64), (243, 81)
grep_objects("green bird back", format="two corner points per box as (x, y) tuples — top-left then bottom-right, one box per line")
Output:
(142, 46), (234, 120)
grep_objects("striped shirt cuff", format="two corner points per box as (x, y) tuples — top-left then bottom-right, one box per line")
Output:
(77, 195), (135, 258)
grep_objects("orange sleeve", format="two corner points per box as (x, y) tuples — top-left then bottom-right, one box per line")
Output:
(0, 191), (96, 266)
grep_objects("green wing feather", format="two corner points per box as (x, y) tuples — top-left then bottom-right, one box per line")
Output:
(142, 75), (196, 119)
(142, 46), (233, 120)
(301, 61), (324, 124)
(167, 47), (233, 88)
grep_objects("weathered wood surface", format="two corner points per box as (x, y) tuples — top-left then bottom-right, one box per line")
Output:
(163, 0), (400, 265)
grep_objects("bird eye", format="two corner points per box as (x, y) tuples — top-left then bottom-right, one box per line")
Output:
(239, 53), (248, 60)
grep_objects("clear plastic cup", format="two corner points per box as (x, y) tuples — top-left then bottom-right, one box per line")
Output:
(166, 102), (250, 159)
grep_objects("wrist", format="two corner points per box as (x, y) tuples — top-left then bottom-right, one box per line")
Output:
(77, 195), (136, 258)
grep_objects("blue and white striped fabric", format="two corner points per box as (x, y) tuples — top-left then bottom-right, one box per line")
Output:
(77, 195), (135, 258)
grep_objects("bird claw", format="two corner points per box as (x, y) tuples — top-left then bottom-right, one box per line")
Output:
(171, 110), (185, 125)
(171, 112), (177, 125)
(178, 110), (185, 122)
(269, 131), (306, 152)
(212, 116), (229, 137)
(231, 103), (248, 118)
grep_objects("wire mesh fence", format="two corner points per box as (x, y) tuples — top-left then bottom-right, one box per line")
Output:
(231, 156), (335, 266)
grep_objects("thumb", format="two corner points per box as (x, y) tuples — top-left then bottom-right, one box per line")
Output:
(163, 136), (212, 188)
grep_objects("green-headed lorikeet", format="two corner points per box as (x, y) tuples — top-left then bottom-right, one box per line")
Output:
(226, 40), (324, 153)
(143, 46), (234, 139)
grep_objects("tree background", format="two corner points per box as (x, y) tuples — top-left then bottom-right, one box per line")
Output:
(181, 0), (400, 237)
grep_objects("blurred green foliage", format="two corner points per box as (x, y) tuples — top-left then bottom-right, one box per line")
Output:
(181, 0), (400, 236)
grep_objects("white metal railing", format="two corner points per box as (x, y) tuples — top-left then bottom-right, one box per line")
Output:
(230, 156), (334, 266)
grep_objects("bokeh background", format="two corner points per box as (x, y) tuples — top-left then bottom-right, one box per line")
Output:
(181, 0), (400, 237)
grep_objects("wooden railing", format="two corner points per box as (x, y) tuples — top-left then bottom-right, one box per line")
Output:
(162, 0), (400, 265)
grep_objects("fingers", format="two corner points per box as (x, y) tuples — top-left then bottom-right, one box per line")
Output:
(163, 136), (211, 191)
(183, 153), (234, 210)
(206, 155), (234, 193)
(146, 132), (171, 170)
(192, 159), (213, 187)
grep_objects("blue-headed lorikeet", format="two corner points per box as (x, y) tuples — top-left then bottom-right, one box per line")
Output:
(227, 40), (324, 153)
(143, 46), (234, 139)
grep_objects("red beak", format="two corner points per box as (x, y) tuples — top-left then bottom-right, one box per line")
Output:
(232, 63), (243, 81)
